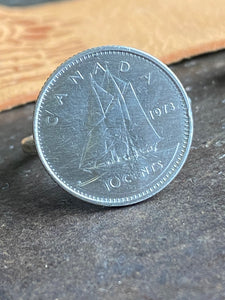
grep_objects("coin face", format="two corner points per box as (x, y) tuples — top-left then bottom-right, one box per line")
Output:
(33, 46), (193, 206)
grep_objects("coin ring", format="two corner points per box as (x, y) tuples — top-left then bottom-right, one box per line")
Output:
(33, 46), (193, 206)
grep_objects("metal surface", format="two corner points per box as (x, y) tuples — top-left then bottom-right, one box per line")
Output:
(33, 46), (193, 206)
(21, 135), (36, 155)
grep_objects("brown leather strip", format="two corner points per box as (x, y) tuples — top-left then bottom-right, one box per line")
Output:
(1, 0), (225, 111)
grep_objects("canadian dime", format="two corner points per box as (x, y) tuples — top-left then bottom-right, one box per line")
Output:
(33, 46), (193, 206)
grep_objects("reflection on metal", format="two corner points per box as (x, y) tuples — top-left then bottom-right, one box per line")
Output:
(79, 68), (161, 171)
(21, 135), (36, 155)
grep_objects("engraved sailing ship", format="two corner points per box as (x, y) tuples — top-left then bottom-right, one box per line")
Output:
(79, 67), (161, 171)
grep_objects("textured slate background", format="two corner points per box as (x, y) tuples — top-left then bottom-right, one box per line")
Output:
(0, 1), (225, 299)
(1, 46), (225, 300)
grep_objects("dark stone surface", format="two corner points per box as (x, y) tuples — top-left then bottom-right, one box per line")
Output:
(0, 50), (225, 300)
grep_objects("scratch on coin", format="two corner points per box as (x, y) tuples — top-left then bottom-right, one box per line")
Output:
(77, 173), (106, 187)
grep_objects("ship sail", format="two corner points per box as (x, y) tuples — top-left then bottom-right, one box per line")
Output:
(79, 68), (161, 171)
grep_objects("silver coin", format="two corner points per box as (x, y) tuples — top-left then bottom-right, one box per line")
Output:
(33, 46), (193, 206)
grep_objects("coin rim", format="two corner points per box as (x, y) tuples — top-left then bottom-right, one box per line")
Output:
(33, 45), (193, 206)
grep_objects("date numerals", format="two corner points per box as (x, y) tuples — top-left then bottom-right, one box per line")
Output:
(149, 102), (176, 120)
